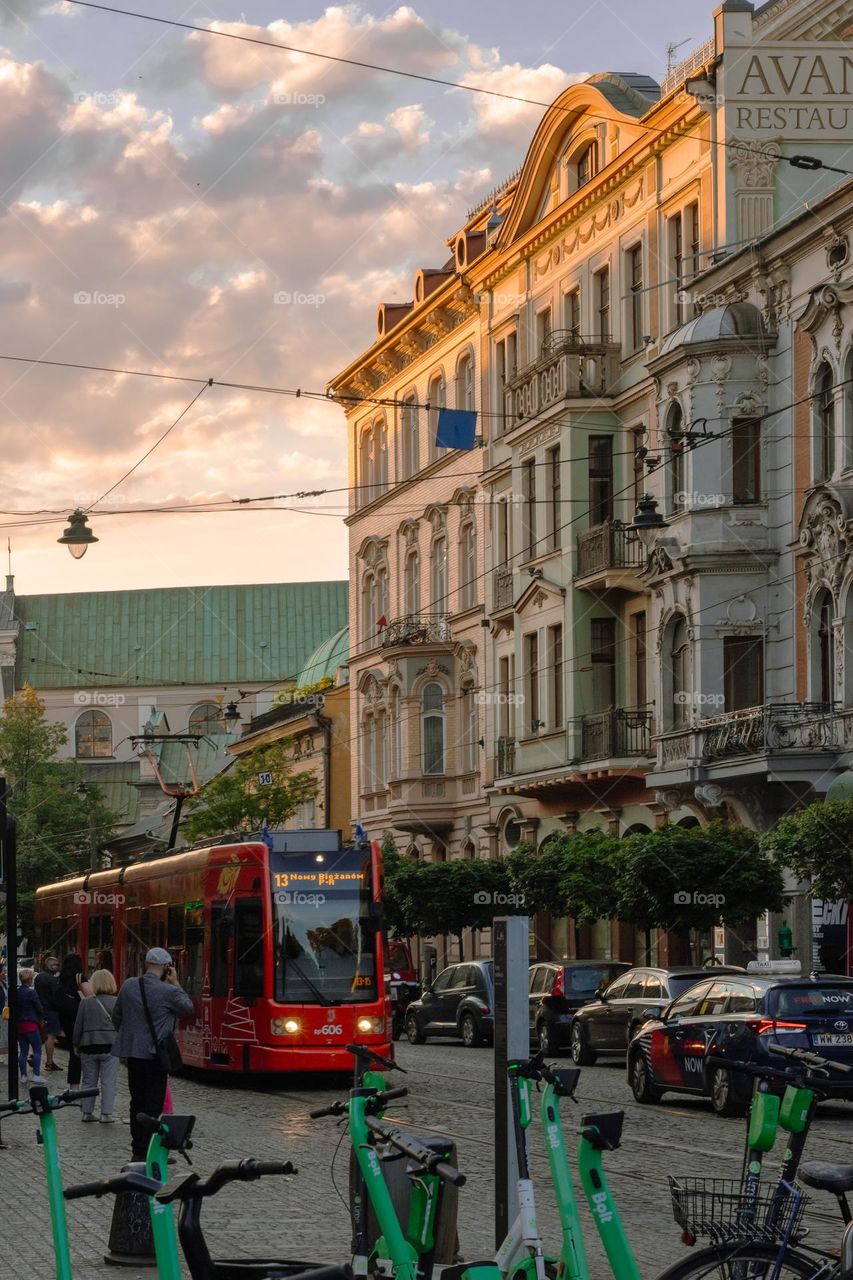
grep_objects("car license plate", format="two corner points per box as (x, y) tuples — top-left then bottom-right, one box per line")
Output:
(814, 1033), (853, 1046)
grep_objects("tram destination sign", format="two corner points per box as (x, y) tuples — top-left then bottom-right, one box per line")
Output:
(726, 43), (853, 138)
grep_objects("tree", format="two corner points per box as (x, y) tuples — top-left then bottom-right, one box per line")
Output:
(0, 685), (120, 934)
(508, 830), (624, 921)
(763, 800), (853, 901)
(182, 739), (318, 842)
(381, 856), (519, 959)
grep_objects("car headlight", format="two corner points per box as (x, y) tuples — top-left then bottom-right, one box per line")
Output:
(356, 1016), (383, 1034)
(271, 1017), (301, 1036)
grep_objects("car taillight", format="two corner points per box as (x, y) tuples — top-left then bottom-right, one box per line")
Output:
(551, 970), (565, 997)
(747, 1019), (807, 1035)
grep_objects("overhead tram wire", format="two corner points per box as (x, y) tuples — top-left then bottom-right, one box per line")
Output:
(62, 0), (853, 179)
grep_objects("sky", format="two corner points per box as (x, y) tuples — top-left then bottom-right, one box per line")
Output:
(1, 0), (715, 595)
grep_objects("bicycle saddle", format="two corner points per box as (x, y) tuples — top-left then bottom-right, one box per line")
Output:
(800, 1162), (853, 1194)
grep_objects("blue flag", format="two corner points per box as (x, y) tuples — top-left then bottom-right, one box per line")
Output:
(354, 819), (369, 846)
(260, 820), (274, 852)
(435, 407), (477, 450)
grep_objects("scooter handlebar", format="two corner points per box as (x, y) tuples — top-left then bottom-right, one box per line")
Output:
(433, 1160), (466, 1188)
(370, 1087), (408, 1107)
(246, 1160), (298, 1178)
(767, 1042), (853, 1074)
(310, 1100), (347, 1119)
(346, 1043), (405, 1073)
(65, 1171), (161, 1201)
(60, 1088), (100, 1104)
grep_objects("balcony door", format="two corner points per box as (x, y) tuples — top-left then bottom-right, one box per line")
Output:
(723, 636), (764, 713)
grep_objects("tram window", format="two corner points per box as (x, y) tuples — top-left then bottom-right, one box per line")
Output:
(184, 905), (204, 996)
(167, 906), (184, 950)
(234, 899), (264, 998)
(101, 915), (113, 946)
(211, 904), (230, 998)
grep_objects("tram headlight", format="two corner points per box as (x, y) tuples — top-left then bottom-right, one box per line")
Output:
(356, 1016), (382, 1034)
(271, 1017), (301, 1036)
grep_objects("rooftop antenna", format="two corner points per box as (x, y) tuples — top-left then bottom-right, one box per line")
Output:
(666, 38), (692, 75)
(6, 539), (10, 576)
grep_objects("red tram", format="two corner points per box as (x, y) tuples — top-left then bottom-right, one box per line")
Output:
(34, 830), (392, 1072)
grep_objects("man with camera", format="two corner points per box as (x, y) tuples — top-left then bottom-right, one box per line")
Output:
(111, 947), (194, 1159)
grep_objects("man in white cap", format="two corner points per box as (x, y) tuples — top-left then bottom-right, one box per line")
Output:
(112, 947), (194, 1159)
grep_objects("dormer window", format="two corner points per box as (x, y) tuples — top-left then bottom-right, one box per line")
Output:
(576, 143), (597, 190)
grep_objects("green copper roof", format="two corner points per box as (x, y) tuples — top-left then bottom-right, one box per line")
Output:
(296, 624), (349, 688)
(13, 582), (348, 688)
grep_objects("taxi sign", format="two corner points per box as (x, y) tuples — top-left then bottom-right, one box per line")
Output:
(746, 959), (802, 976)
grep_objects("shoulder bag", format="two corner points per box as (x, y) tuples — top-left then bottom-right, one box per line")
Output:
(138, 978), (182, 1074)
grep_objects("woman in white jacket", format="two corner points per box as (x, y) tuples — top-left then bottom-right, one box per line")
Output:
(73, 969), (119, 1123)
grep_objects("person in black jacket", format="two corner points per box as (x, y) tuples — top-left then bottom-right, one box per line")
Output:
(34, 954), (61, 1071)
(16, 968), (44, 1085)
(55, 954), (92, 1086)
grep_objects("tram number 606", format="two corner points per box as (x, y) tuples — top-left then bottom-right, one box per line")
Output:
(316, 1024), (344, 1035)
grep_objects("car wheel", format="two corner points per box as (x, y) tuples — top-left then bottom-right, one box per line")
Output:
(461, 1012), (484, 1048)
(537, 1021), (557, 1057)
(630, 1053), (662, 1105)
(569, 1021), (596, 1066)
(710, 1066), (745, 1117)
(405, 1013), (426, 1045)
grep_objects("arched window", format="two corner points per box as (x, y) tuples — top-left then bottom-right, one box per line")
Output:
(375, 564), (389, 624)
(422, 683), (445, 775)
(375, 418), (388, 494)
(667, 402), (686, 513)
(389, 686), (401, 779)
(376, 708), (387, 790)
(361, 711), (376, 794)
(428, 371), (446, 460)
(189, 702), (226, 735)
(816, 362), (835, 481)
(404, 547), (420, 616)
(459, 520), (477, 611)
(575, 142), (597, 190)
(816, 590), (835, 705)
(430, 528), (448, 611)
(456, 353), (475, 413)
(75, 709), (112, 758)
(460, 684), (479, 772)
(670, 617), (691, 727)
(402, 393), (419, 478)
(361, 571), (377, 639)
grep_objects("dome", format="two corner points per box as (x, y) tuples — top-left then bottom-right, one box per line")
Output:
(657, 302), (768, 358)
(296, 624), (349, 689)
(826, 770), (853, 804)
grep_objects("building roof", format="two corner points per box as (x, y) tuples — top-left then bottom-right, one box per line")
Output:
(657, 302), (768, 357)
(586, 72), (662, 116)
(11, 581), (348, 688)
(295, 624), (349, 689)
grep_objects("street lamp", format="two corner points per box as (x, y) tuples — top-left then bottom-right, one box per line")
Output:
(57, 509), (98, 559)
(222, 701), (241, 727)
(632, 493), (668, 552)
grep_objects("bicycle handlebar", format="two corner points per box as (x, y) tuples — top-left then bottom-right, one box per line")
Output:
(365, 1116), (466, 1186)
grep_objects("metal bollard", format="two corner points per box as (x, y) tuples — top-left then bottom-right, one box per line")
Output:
(104, 1161), (156, 1266)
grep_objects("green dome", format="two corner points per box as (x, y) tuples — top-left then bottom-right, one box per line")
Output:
(827, 770), (853, 803)
(296, 624), (349, 689)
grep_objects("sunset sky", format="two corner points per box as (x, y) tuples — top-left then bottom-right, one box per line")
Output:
(3, 0), (713, 594)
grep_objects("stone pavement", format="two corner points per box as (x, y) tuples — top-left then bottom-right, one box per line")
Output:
(1, 1042), (850, 1279)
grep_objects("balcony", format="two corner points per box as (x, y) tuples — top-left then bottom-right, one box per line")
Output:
(575, 522), (645, 591)
(579, 709), (653, 761)
(502, 332), (621, 434)
(495, 736), (516, 778)
(381, 614), (452, 647)
(492, 567), (514, 614)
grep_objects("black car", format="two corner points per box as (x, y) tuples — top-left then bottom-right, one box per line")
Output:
(529, 961), (631, 1055)
(405, 960), (494, 1047)
(627, 966), (853, 1115)
(568, 964), (746, 1065)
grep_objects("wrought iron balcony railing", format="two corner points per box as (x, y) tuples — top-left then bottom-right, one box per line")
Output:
(579, 709), (652, 761)
(495, 736), (516, 778)
(699, 703), (834, 760)
(493, 567), (514, 611)
(576, 522), (644, 580)
(381, 614), (452, 647)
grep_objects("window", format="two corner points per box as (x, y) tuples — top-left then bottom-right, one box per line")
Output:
(632, 612), (647, 708)
(536, 306), (552, 354)
(576, 142), (597, 189)
(688, 202), (700, 285)
(375, 564), (388, 624)
(591, 618), (616, 710)
(375, 419), (388, 494)
(75, 709), (112, 758)
(402, 393), (419, 478)
(358, 427), (373, 506)
(189, 703), (226, 736)
(431, 967), (455, 994)
(211, 904), (230, 998)
(727, 984), (758, 1014)
(361, 571), (377, 638)
(430, 530), (448, 610)
(389, 687), (401, 778)
(667, 403), (686, 513)
(731, 418), (761, 503)
(496, 498), (510, 566)
(547, 445), (561, 550)
(234, 899), (265, 998)
(670, 213), (685, 326)
(595, 267), (610, 341)
(564, 289), (580, 339)
(624, 972), (647, 998)
(667, 982), (713, 1019)
(404, 547), (420, 615)
(522, 456), (537, 560)
(525, 631), (540, 733)
(457, 352), (475, 412)
(422, 683), (445, 775)
(603, 974), (630, 1000)
(627, 244), (643, 351)
(496, 332), (517, 432)
(671, 618), (690, 727)
(183, 904), (204, 996)
(723, 636), (764, 712)
(816, 362), (835, 481)
(632, 427), (646, 510)
(461, 685), (479, 772)
(428, 372), (446, 460)
(695, 982), (733, 1017)
(589, 436), (613, 525)
(644, 976), (664, 999)
(375, 711), (387, 790)
(459, 521), (477, 611)
(499, 655), (513, 739)
(817, 592), (834, 705)
(549, 624), (564, 728)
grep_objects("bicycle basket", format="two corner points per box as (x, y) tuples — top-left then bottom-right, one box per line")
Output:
(668, 1177), (807, 1245)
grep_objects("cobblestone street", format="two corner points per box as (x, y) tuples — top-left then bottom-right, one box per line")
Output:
(3, 1042), (851, 1280)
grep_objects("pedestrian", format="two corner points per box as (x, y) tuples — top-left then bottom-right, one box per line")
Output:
(16, 968), (44, 1086)
(73, 968), (120, 1123)
(111, 948), (193, 1160)
(34, 953), (62, 1071)
(0, 962), (8, 1055)
(55, 954), (93, 1087)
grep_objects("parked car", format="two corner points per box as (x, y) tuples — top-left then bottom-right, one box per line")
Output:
(529, 961), (631, 1055)
(405, 960), (494, 1047)
(568, 964), (746, 1065)
(627, 963), (853, 1115)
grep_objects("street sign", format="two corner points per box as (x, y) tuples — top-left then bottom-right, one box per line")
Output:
(258, 772), (273, 786)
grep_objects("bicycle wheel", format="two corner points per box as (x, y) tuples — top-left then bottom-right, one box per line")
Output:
(654, 1242), (830, 1280)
